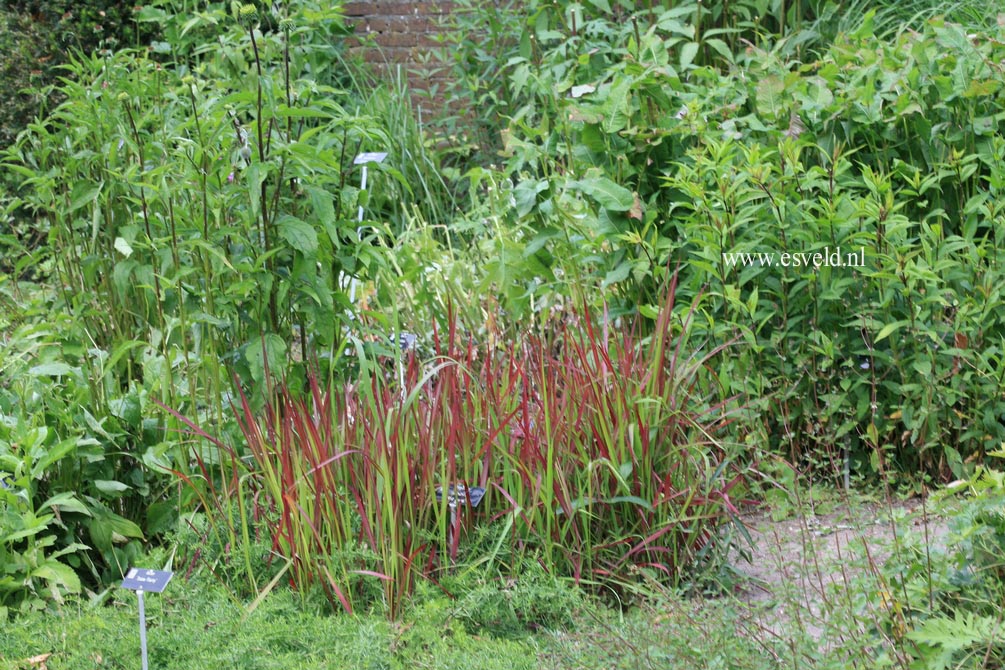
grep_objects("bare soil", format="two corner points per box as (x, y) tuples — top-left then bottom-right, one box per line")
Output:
(730, 498), (951, 642)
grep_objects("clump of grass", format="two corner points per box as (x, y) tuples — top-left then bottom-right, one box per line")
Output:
(165, 278), (747, 618)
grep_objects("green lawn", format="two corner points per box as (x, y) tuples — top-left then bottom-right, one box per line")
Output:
(2, 570), (779, 670)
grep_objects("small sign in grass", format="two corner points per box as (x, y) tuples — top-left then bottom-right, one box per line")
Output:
(121, 568), (174, 670)
(435, 484), (486, 510)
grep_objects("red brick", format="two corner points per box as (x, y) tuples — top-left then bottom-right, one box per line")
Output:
(345, 1), (452, 15)
(342, 2), (369, 16)
(340, 0), (474, 116)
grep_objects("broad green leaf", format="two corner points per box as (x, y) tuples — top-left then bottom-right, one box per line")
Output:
(244, 333), (288, 385)
(679, 42), (699, 69)
(747, 287), (759, 316)
(68, 181), (101, 212)
(114, 237), (133, 257)
(4, 512), (54, 543)
(875, 320), (909, 342)
(944, 445), (964, 479)
(933, 22), (975, 55)
(525, 228), (561, 256)
(94, 480), (131, 496)
(39, 492), (92, 516)
(704, 38), (734, 63)
(277, 215), (318, 255)
(112, 259), (138, 296)
(88, 505), (145, 555)
(513, 179), (549, 217)
(146, 501), (178, 536)
(142, 445), (174, 473)
(34, 438), (77, 478)
(755, 75), (786, 119)
(108, 393), (142, 428)
(601, 75), (633, 133)
(602, 261), (632, 288)
(247, 163), (268, 216)
(29, 362), (73, 377)
(574, 177), (634, 211)
(656, 11), (695, 37)
(50, 542), (92, 560)
(308, 186), (336, 227)
(639, 304), (661, 319)
(32, 561), (82, 592)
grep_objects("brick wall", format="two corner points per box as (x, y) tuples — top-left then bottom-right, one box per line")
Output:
(343, 1), (455, 109)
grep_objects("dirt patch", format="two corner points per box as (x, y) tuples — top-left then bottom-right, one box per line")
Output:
(730, 498), (951, 642)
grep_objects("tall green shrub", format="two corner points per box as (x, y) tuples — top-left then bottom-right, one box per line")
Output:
(0, 0), (401, 609)
(437, 9), (1005, 478)
(5, 3), (392, 402)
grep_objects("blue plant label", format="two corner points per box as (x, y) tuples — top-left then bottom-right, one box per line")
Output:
(121, 568), (174, 593)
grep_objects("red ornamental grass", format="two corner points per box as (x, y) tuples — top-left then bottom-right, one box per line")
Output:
(167, 278), (747, 616)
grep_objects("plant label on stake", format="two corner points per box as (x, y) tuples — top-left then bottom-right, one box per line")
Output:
(122, 568), (173, 670)
(435, 484), (486, 510)
(122, 568), (173, 593)
(347, 151), (388, 315)
(435, 484), (486, 558)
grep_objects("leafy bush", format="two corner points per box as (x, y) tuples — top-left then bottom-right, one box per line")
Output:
(0, 314), (166, 613)
(436, 7), (1005, 479)
(442, 0), (999, 158)
(0, 2), (157, 166)
(3, 3), (396, 401)
(873, 458), (1005, 668)
(0, 0), (414, 610)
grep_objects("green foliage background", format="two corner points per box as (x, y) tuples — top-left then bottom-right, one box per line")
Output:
(441, 1), (1005, 481)
(3, 6), (1005, 667)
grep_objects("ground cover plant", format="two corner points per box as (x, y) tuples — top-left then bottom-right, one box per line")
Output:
(5, 0), (1005, 668)
(1, 563), (786, 670)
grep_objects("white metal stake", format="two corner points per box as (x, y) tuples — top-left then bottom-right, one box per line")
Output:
(348, 164), (368, 309)
(121, 567), (172, 670)
(138, 590), (149, 670)
(449, 505), (458, 556)
(347, 152), (387, 316)
(357, 164), (368, 227)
